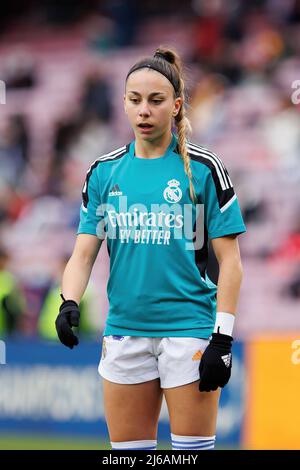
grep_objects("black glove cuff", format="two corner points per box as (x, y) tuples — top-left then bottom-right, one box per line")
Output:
(210, 332), (233, 346)
(59, 299), (79, 314)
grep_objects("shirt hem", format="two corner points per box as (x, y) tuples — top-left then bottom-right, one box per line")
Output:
(103, 326), (213, 339)
(209, 225), (246, 239)
(77, 229), (98, 236)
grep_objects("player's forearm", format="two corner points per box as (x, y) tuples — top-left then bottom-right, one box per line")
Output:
(61, 254), (94, 304)
(216, 258), (243, 316)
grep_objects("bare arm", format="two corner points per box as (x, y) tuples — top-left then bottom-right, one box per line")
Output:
(199, 235), (243, 391)
(211, 235), (243, 316)
(61, 234), (102, 304)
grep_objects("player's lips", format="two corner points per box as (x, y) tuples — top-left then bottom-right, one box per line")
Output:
(137, 123), (154, 133)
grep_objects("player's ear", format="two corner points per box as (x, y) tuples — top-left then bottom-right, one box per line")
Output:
(173, 97), (182, 117)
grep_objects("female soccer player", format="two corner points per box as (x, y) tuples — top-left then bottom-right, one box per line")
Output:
(55, 47), (246, 451)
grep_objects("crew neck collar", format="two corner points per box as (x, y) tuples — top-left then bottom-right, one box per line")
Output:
(129, 133), (178, 161)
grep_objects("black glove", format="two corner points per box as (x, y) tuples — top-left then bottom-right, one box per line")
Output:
(55, 298), (80, 349)
(199, 332), (233, 392)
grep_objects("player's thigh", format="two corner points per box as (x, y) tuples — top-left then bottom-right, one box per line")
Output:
(103, 378), (163, 441)
(163, 380), (221, 436)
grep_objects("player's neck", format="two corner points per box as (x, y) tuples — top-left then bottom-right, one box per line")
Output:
(134, 133), (172, 159)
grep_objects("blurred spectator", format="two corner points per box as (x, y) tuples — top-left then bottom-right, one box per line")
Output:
(287, 0), (300, 24)
(49, 115), (83, 194)
(0, 115), (30, 187)
(102, 0), (139, 47)
(215, 41), (244, 84)
(0, 247), (26, 337)
(0, 181), (29, 225)
(191, 0), (226, 64)
(2, 51), (37, 89)
(12, 114), (30, 165)
(81, 69), (113, 123)
(261, 96), (300, 168)
(38, 255), (101, 341)
(238, 8), (284, 72)
(242, 196), (268, 225)
(283, 263), (300, 299)
(269, 211), (300, 263)
(67, 115), (114, 168)
(49, 112), (113, 195)
(189, 74), (228, 141)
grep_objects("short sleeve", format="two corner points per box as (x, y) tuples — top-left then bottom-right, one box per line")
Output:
(203, 167), (246, 240)
(77, 167), (105, 239)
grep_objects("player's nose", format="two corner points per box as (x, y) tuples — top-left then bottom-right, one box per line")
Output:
(138, 101), (150, 116)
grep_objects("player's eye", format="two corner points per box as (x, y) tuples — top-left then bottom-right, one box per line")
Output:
(152, 100), (163, 104)
(129, 98), (139, 103)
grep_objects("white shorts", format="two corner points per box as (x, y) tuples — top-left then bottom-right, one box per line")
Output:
(98, 335), (209, 389)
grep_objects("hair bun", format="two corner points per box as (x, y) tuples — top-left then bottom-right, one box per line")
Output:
(153, 49), (175, 64)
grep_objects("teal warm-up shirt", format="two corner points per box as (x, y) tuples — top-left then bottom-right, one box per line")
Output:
(77, 134), (246, 338)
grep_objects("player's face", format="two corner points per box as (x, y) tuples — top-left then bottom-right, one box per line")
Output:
(124, 69), (182, 141)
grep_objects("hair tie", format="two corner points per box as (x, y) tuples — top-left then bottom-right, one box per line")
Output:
(154, 51), (166, 61)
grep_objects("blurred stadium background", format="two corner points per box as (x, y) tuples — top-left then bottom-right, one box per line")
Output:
(0, 0), (300, 450)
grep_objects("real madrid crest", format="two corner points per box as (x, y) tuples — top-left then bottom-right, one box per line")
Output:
(163, 179), (182, 203)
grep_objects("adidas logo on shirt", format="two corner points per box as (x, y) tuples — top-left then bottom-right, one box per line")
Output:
(109, 184), (123, 196)
(221, 353), (232, 368)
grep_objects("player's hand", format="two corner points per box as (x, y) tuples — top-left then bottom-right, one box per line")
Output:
(55, 299), (80, 349)
(199, 333), (233, 392)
